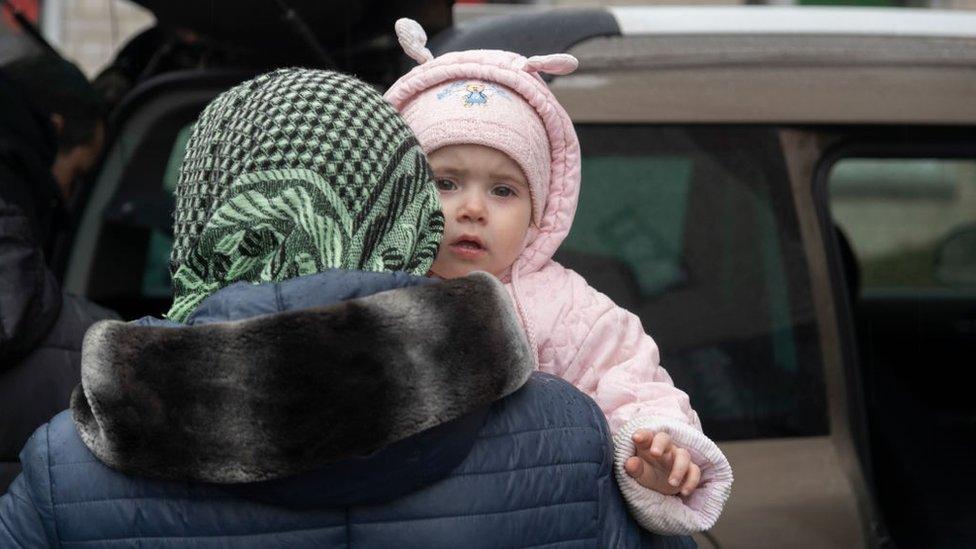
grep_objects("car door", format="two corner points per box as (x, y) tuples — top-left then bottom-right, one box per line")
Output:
(821, 136), (976, 549)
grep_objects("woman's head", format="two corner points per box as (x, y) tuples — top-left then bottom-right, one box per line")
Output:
(167, 69), (443, 322)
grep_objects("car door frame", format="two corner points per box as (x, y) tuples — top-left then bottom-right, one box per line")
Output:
(811, 131), (976, 548)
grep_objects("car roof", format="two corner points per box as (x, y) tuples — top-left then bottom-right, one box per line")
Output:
(567, 33), (976, 73)
(444, 6), (976, 125)
(608, 6), (976, 39)
(555, 7), (976, 125)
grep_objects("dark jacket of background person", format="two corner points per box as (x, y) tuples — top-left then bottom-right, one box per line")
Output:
(0, 270), (694, 549)
(0, 70), (64, 363)
(0, 293), (115, 492)
(0, 70), (115, 493)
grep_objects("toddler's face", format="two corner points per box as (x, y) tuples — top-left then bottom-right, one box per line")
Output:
(428, 144), (532, 279)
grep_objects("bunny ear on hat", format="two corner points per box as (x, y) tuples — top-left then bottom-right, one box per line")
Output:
(523, 54), (579, 76)
(394, 17), (580, 75)
(395, 18), (434, 64)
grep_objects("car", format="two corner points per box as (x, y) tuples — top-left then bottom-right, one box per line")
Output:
(55, 4), (976, 548)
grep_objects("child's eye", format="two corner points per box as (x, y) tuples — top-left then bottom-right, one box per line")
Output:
(434, 178), (457, 191)
(492, 185), (516, 198)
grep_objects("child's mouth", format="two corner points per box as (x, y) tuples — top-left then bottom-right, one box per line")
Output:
(450, 237), (487, 259)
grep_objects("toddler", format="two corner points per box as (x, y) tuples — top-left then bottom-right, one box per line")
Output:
(385, 19), (733, 534)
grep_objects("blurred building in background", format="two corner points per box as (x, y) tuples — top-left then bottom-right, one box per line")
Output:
(2, 0), (152, 75)
(39, 0), (152, 76)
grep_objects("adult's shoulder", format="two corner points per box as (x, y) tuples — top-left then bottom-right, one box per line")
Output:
(20, 410), (98, 472)
(480, 371), (611, 440)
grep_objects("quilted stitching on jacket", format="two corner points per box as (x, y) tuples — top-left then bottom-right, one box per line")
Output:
(0, 374), (678, 548)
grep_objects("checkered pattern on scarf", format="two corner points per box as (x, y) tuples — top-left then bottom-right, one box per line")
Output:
(166, 68), (443, 322)
(174, 69), (413, 267)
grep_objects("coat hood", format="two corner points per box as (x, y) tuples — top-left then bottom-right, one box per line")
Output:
(71, 270), (534, 504)
(384, 19), (581, 278)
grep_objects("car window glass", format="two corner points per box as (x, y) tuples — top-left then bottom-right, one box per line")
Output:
(563, 157), (691, 296)
(830, 159), (976, 293)
(141, 123), (192, 297)
(826, 152), (976, 549)
(560, 126), (827, 441)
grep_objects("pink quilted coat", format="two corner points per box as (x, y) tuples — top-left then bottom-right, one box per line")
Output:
(385, 18), (732, 535)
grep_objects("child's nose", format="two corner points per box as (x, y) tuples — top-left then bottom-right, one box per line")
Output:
(457, 191), (487, 222)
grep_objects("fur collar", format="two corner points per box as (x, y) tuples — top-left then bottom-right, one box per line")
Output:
(71, 272), (533, 483)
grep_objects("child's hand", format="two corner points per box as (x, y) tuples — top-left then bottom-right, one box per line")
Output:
(624, 430), (701, 497)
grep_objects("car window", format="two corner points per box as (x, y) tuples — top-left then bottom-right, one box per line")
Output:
(830, 158), (976, 294)
(825, 150), (976, 549)
(71, 97), (204, 320)
(559, 126), (828, 441)
(563, 156), (692, 297)
(141, 123), (192, 298)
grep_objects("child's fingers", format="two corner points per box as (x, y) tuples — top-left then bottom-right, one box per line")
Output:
(650, 432), (672, 458)
(633, 435), (664, 465)
(632, 429), (655, 449)
(624, 456), (644, 479)
(668, 447), (691, 487)
(680, 463), (702, 497)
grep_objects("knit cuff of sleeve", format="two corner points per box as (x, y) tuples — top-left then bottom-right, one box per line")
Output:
(612, 414), (734, 535)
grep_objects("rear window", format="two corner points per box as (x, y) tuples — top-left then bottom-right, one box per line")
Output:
(830, 158), (976, 293)
(558, 126), (827, 441)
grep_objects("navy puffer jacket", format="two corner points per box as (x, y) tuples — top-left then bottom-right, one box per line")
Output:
(0, 271), (694, 548)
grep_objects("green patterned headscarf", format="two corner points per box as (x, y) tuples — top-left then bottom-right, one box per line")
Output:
(166, 69), (443, 322)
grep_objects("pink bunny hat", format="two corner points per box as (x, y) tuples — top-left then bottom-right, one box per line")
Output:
(385, 18), (581, 273)
(398, 77), (551, 225)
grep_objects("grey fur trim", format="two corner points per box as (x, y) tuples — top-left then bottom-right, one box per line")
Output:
(71, 273), (533, 483)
